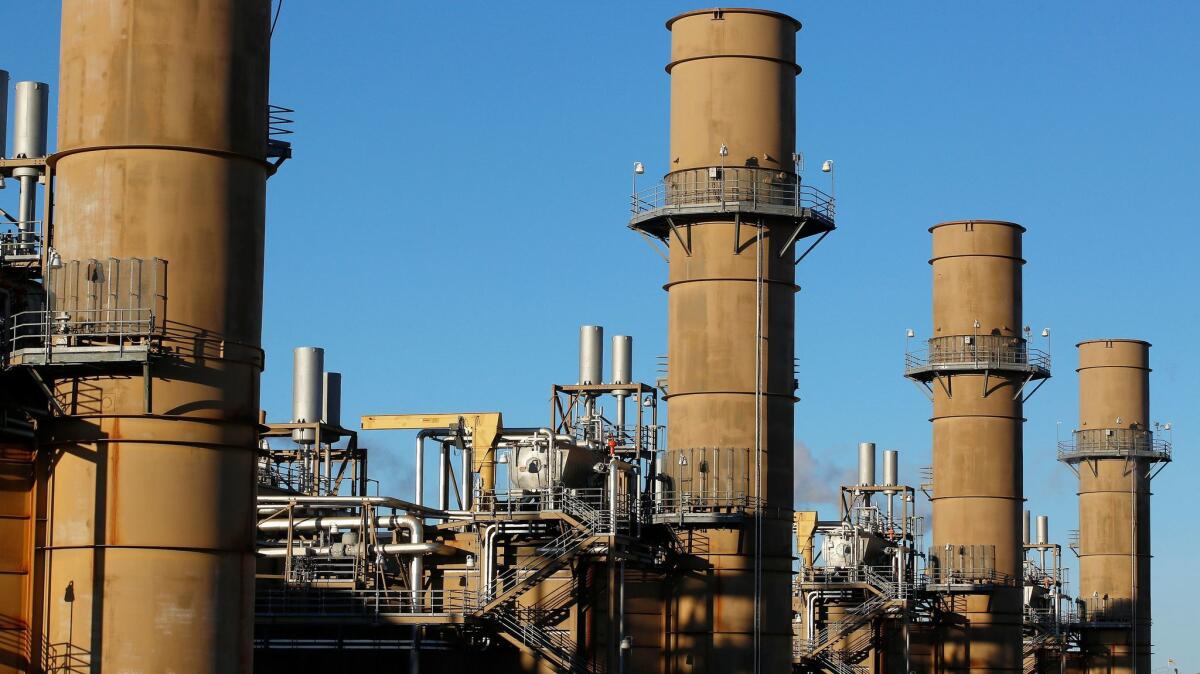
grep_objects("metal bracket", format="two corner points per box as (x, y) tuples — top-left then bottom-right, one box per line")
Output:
(27, 368), (64, 416)
(778, 218), (810, 258)
(635, 230), (668, 263)
(909, 378), (933, 402)
(794, 230), (831, 266)
(933, 371), (951, 399)
(1148, 461), (1170, 481)
(666, 217), (691, 256)
(1018, 377), (1048, 403)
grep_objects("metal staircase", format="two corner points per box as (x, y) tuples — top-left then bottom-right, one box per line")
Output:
(1022, 630), (1056, 674)
(476, 490), (611, 672)
(798, 569), (907, 674)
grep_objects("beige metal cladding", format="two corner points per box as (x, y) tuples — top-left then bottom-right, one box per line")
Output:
(668, 8), (800, 174)
(928, 220), (1026, 674)
(39, 1), (271, 672)
(0, 442), (34, 674)
(1074, 340), (1153, 674)
(662, 9), (801, 674)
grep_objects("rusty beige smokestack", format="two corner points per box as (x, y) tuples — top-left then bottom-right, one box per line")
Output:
(627, 8), (834, 673)
(38, 1), (271, 671)
(906, 220), (1048, 674)
(1061, 340), (1168, 674)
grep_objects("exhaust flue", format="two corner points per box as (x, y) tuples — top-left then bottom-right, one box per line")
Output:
(39, 1), (273, 670)
(1063, 339), (1166, 674)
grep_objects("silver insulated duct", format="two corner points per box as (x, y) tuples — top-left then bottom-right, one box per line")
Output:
(292, 347), (324, 443)
(611, 335), (633, 385)
(322, 372), (342, 440)
(1023, 510), (1031, 545)
(578, 325), (603, 385)
(12, 81), (48, 237)
(882, 449), (898, 495)
(1036, 515), (1049, 545)
(0, 70), (9, 160)
(857, 442), (876, 487)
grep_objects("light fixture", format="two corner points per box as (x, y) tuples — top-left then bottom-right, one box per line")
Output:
(633, 161), (644, 175)
(1041, 328), (1050, 337)
(719, 144), (729, 157)
(906, 329), (915, 338)
(821, 159), (833, 172)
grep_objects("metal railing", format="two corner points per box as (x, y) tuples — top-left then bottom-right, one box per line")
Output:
(491, 607), (592, 673)
(486, 520), (599, 607)
(1057, 429), (1171, 462)
(0, 221), (41, 262)
(268, 104), (294, 137)
(6, 307), (156, 360)
(906, 336), (1051, 373)
(652, 490), (759, 514)
(256, 459), (339, 496)
(632, 166), (836, 221)
(256, 588), (478, 617)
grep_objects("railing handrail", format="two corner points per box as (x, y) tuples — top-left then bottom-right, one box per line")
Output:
(631, 169), (836, 220)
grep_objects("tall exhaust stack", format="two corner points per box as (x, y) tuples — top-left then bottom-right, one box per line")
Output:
(630, 8), (835, 673)
(40, 1), (272, 671)
(1060, 340), (1169, 674)
(905, 221), (1049, 674)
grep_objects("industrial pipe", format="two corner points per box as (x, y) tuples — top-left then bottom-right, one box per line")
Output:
(415, 429), (437, 507)
(257, 542), (454, 558)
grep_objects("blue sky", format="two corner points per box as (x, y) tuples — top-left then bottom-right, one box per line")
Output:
(4, 1), (1197, 667)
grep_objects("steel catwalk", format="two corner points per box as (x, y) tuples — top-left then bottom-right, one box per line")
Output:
(37, 1), (272, 671)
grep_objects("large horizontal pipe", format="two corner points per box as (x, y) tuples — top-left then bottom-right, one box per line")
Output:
(258, 515), (425, 532)
(257, 542), (456, 558)
(256, 494), (445, 518)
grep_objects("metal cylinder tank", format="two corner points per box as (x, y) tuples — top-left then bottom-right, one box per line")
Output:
(323, 371), (342, 429)
(39, 1), (272, 671)
(579, 325), (604, 386)
(1068, 339), (1158, 674)
(12, 81), (49, 231)
(611, 335), (633, 385)
(858, 442), (876, 487)
(923, 220), (1031, 674)
(882, 449), (898, 493)
(11, 81), (49, 162)
(661, 9), (802, 673)
(0, 70), (9, 159)
(292, 347), (324, 443)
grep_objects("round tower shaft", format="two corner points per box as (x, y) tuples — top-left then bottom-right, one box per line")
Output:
(38, 1), (272, 671)
(662, 9), (803, 673)
(915, 220), (1038, 674)
(1070, 340), (1160, 674)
